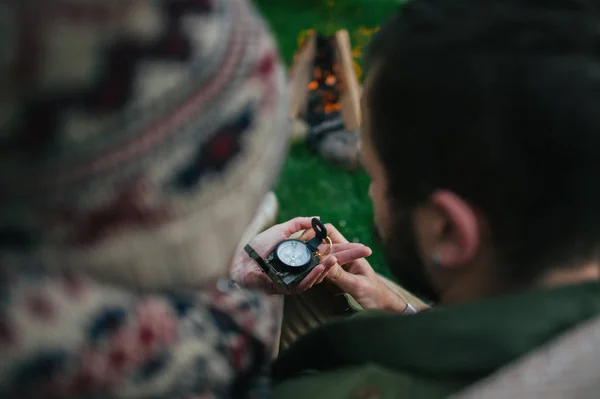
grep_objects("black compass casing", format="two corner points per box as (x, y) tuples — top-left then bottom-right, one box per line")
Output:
(245, 218), (328, 291)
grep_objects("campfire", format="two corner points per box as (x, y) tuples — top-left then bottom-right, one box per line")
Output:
(306, 35), (343, 125)
(288, 30), (362, 170)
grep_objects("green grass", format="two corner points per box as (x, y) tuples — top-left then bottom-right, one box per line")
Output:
(255, 0), (402, 277)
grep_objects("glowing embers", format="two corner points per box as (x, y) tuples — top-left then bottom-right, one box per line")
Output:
(305, 35), (344, 127)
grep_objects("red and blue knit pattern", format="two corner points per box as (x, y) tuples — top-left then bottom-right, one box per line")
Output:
(0, 0), (288, 395)
(0, 271), (280, 398)
(0, 0), (289, 289)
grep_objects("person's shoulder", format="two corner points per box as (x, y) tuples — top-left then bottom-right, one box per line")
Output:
(272, 363), (466, 399)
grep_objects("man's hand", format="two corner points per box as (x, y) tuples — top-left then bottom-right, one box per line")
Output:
(300, 223), (408, 312)
(231, 217), (372, 295)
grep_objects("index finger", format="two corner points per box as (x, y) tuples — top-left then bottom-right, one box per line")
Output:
(293, 264), (325, 293)
(324, 223), (350, 244)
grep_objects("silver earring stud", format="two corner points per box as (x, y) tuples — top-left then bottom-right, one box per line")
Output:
(432, 252), (442, 265)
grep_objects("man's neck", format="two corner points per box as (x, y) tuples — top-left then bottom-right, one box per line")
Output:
(441, 262), (599, 304)
(538, 262), (599, 287)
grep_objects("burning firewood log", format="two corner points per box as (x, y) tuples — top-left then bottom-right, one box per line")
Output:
(288, 30), (362, 171)
(289, 31), (317, 125)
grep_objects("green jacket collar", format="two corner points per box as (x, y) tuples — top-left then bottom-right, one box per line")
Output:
(273, 281), (600, 383)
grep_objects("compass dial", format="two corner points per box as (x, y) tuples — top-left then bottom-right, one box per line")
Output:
(276, 240), (312, 267)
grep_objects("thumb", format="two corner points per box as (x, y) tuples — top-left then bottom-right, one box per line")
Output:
(326, 263), (362, 295)
(282, 216), (319, 238)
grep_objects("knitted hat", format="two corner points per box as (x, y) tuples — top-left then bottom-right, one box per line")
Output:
(0, 0), (289, 289)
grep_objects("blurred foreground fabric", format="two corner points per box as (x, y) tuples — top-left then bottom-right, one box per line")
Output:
(1, 0), (288, 397)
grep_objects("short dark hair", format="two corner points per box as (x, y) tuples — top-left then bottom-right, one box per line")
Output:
(365, 0), (600, 282)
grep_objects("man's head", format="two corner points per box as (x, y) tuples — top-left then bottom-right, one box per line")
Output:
(361, 0), (600, 303)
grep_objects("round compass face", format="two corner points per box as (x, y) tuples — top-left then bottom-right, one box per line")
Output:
(276, 240), (312, 268)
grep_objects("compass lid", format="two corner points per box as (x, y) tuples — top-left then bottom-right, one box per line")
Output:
(306, 218), (328, 252)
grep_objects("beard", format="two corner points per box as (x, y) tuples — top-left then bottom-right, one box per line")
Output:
(379, 208), (441, 304)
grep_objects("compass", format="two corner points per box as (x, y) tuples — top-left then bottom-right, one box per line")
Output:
(272, 218), (332, 271)
(244, 218), (333, 290)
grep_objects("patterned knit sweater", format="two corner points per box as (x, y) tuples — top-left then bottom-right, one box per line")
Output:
(0, 270), (281, 399)
(0, 0), (289, 397)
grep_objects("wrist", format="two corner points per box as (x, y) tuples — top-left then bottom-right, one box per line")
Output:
(375, 281), (408, 313)
(355, 283), (407, 312)
(379, 289), (408, 313)
(230, 249), (251, 284)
